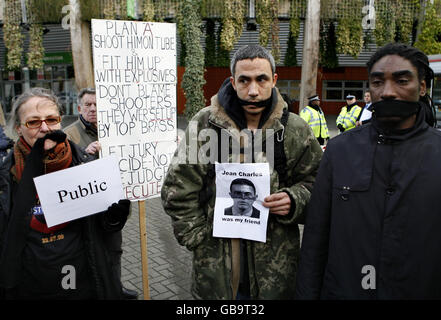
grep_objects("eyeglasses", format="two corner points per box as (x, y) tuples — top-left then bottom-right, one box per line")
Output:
(231, 191), (256, 200)
(21, 116), (62, 128)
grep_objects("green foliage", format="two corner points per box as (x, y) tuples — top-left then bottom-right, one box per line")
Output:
(220, 0), (245, 51)
(3, 22), (23, 70)
(395, 3), (414, 43)
(256, 0), (280, 63)
(142, 0), (155, 21)
(336, 17), (363, 58)
(80, 0), (130, 21)
(27, 24), (45, 70)
(285, 4), (300, 67)
(373, 0), (419, 46)
(270, 0), (280, 64)
(30, 0), (67, 23)
(414, 0), (441, 55)
(176, 6), (187, 66)
(320, 21), (338, 68)
(284, 31), (297, 66)
(217, 23), (231, 67)
(4, 0), (23, 70)
(180, 0), (207, 120)
(205, 18), (216, 67)
(80, 0), (101, 21)
(290, 15), (300, 40)
(256, 0), (271, 47)
(374, 0), (397, 46)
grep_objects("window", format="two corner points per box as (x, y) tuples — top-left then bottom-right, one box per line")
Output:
(1, 65), (77, 116)
(277, 80), (300, 101)
(323, 80), (368, 101)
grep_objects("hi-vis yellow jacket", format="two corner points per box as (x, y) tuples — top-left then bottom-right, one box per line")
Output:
(300, 106), (330, 139)
(336, 103), (362, 132)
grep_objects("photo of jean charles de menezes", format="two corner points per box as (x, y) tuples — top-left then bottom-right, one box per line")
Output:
(224, 178), (260, 219)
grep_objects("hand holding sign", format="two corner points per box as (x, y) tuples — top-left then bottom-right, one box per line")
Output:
(263, 192), (292, 216)
(34, 155), (124, 227)
(85, 140), (101, 155)
(101, 199), (131, 231)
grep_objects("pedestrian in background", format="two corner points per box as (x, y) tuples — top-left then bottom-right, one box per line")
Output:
(64, 88), (101, 158)
(300, 94), (330, 146)
(0, 125), (14, 160)
(336, 94), (362, 133)
(357, 90), (372, 126)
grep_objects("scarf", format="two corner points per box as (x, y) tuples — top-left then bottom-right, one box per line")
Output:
(13, 135), (72, 181)
(12, 133), (73, 233)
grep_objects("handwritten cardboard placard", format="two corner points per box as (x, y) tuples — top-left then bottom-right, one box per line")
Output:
(91, 19), (177, 201)
(34, 156), (124, 227)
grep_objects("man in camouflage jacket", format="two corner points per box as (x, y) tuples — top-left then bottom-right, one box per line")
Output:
(161, 45), (322, 299)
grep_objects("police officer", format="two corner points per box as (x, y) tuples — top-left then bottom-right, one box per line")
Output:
(300, 95), (330, 145)
(336, 94), (362, 132)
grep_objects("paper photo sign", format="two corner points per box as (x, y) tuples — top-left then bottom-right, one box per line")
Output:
(212, 162), (270, 243)
(34, 155), (124, 227)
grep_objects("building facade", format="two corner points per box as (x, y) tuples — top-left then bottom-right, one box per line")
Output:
(0, 19), (378, 116)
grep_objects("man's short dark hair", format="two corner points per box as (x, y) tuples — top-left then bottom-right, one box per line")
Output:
(366, 43), (436, 126)
(366, 43), (434, 90)
(230, 178), (256, 194)
(230, 45), (276, 77)
(78, 87), (96, 105)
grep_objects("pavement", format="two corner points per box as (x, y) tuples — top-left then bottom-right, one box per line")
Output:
(120, 198), (194, 300)
(63, 112), (339, 300)
(114, 113), (339, 300)
(60, 113), (338, 300)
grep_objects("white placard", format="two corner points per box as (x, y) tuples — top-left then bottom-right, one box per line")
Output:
(91, 19), (177, 201)
(213, 162), (270, 243)
(34, 156), (124, 227)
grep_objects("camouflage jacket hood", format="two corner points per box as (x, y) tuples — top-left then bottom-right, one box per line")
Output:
(161, 88), (323, 299)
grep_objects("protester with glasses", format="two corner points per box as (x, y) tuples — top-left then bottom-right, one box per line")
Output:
(64, 87), (138, 300)
(0, 87), (130, 300)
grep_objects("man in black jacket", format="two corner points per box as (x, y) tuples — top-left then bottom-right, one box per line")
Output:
(295, 43), (441, 299)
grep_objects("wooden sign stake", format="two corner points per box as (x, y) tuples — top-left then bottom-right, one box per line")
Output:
(138, 200), (150, 300)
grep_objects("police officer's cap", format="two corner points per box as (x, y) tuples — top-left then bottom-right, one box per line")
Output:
(308, 95), (320, 102)
(346, 94), (356, 99)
